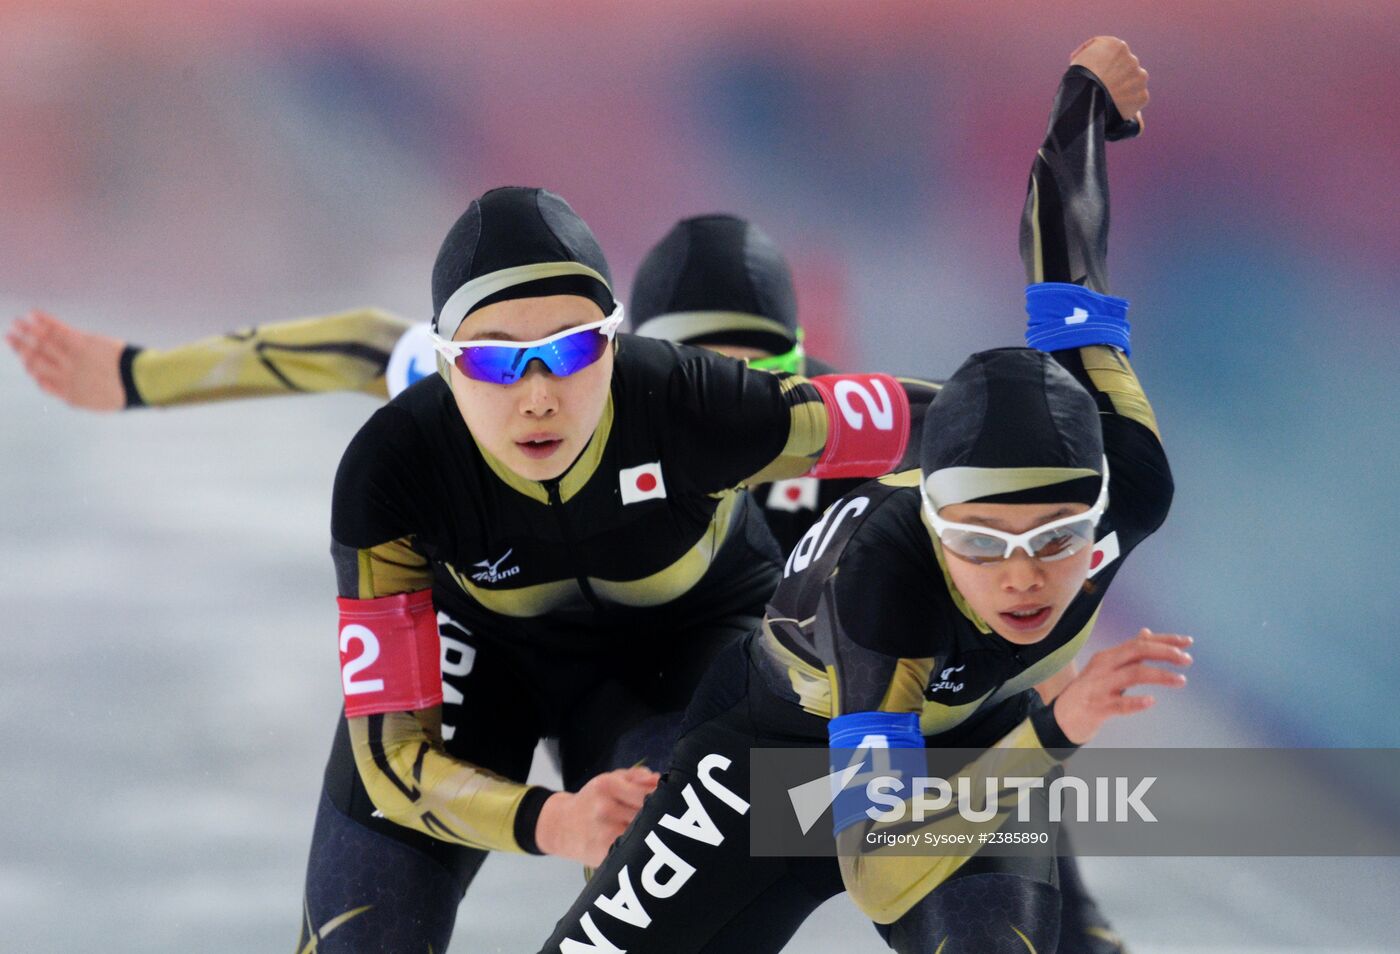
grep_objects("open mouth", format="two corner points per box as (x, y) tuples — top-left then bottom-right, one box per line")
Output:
(998, 605), (1052, 632)
(515, 435), (564, 460)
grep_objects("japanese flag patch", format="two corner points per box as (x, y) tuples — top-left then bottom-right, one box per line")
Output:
(766, 477), (820, 513)
(619, 461), (667, 504)
(1087, 531), (1120, 579)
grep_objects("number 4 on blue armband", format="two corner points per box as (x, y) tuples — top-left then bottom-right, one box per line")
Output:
(827, 711), (926, 837)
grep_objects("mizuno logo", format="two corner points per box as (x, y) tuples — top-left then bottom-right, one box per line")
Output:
(471, 548), (521, 583)
(928, 664), (966, 695)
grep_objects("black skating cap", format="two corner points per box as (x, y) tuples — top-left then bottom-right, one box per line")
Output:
(432, 186), (615, 339)
(630, 214), (798, 355)
(920, 347), (1105, 510)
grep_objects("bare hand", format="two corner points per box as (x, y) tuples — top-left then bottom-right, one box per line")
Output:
(1070, 36), (1149, 127)
(1053, 628), (1191, 744)
(6, 310), (128, 411)
(535, 766), (660, 866)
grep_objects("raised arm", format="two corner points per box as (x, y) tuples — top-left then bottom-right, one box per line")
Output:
(6, 307), (412, 410)
(1020, 37), (1171, 551)
(1021, 36), (1148, 292)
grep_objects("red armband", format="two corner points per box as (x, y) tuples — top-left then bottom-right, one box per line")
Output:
(807, 373), (910, 479)
(336, 589), (442, 718)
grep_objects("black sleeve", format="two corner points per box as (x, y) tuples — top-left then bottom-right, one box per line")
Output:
(663, 345), (824, 492)
(332, 406), (425, 544)
(1020, 66), (1172, 550)
(330, 405), (435, 600)
(1052, 347), (1173, 552)
(1020, 65), (1121, 293)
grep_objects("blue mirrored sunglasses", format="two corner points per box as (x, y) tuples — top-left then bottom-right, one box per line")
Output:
(431, 306), (624, 385)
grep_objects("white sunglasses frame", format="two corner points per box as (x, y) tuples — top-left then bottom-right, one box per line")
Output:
(429, 304), (625, 363)
(921, 461), (1110, 564)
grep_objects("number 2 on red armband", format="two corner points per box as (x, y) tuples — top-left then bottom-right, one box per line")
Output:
(807, 373), (910, 480)
(336, 590), (442, 718)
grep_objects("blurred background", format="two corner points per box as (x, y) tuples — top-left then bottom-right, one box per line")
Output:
(2, 0), (1397, 951)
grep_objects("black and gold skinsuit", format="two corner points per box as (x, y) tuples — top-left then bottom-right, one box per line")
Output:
(537, 66), (1168, 954)
(110, 66), (1130, 954)
(312, 328), (942, 951)
(109, 296), (943, 952)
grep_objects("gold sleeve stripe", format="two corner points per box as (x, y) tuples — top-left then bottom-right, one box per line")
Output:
(132, 308), (409, 406)
(918, 689), (994, 737)
(1079, 346), (1161, 439)
(1010, 925), (1039, 953)
(757, 620), (833, 716)
(876, 657), (937, 714)
(838, 716), (1061, 923)
(746, 376), (829, 484)
(357, 537), (432, 600)
(877, 469), (922, 488)
(348, 711), (534, 854)
(826, 664), (841, 719)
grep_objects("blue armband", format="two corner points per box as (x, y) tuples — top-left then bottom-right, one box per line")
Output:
(827, 711), (925, 836)
(1025, 282), (1131, 356)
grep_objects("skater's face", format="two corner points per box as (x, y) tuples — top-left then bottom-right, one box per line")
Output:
(936, 501), (1095, 645)
(449, 295), (614, 482)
